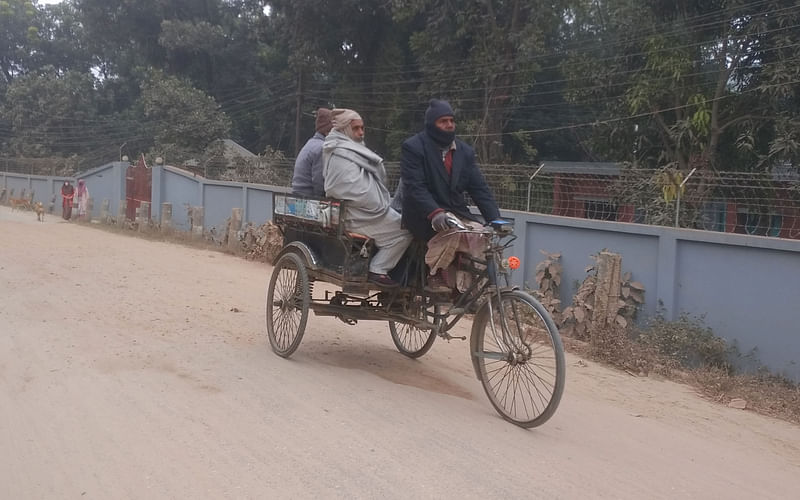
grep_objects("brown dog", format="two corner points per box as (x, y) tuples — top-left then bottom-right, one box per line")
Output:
(10, 198), (31, 211)
(34, 202), (45, 222)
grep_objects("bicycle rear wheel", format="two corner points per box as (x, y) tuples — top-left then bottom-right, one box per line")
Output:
(388, 302), (437, 358)
(471, 290), (565, 428)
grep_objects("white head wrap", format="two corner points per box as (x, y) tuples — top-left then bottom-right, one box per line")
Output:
(331, 108), (362, 131)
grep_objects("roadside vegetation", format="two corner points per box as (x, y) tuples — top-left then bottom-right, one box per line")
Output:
(531, 249), (800, 425)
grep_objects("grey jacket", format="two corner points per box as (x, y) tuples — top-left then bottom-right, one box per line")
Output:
(291, 132), (326, 197)
(322, 130), (391, 225)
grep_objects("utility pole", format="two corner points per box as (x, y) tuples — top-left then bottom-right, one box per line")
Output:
(294, 71), (303, 156)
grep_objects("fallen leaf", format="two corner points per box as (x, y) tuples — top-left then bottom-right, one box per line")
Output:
(728, 398), (747, 409)
(629, 281), (645, 291)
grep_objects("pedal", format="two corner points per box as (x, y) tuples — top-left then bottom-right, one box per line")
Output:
(440, 332), (467, 341)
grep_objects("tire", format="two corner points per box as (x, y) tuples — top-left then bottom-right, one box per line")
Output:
(266, 252), (310, 358)
(388, 303), (437, 358)
(471, 290), (565, 428)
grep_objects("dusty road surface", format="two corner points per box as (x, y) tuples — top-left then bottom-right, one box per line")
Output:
(1, 205), (799, 499)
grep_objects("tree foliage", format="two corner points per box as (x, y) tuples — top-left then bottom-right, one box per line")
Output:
(138, 70), (232, 162)
(562, 0), (800, 171)
(0, 0), (797, 174)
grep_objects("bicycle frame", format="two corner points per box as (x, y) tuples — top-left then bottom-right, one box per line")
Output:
(434, 227), (519, 338)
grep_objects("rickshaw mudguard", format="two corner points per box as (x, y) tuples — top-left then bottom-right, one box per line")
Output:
(469, 299), (492, 380)
(467, 286), (520, 380)
(276, 241), (320, 270)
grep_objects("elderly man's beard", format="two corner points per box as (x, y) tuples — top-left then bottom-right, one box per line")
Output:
(342, 124), (365, 144)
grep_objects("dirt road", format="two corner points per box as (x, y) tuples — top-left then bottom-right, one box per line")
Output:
(1, 206), (798, 499)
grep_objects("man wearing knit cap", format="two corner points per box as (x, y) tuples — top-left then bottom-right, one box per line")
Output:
(291, 107), (332, 196)
(400, 99), (501, 292)
(400, 99), (500, 241)
(323, 109), (412, 287)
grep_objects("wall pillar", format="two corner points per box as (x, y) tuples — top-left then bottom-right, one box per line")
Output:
(118, 199), (127, 223)
(85, 198), (94, 222)
(139, 201), (151, 232)
(656, 233), (678, 321)
(228, 207), (242, 250)
(161, 202), (172, 231)
(191, 206), (204, 237)
(100, 199), (110, 224)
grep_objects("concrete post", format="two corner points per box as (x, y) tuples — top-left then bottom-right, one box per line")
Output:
(593, 251), (622, 328)
(118, 199), (127, 224)
(228, 207), (242, 250)
(139, 201), (151, 232)
(160, 202), (172, 231)
(191, 206), (204, 237)
(100, 199), (110, 224)
(86, 198), (94, 222)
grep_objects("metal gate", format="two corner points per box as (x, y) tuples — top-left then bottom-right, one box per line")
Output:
(126, 155), (152, 220)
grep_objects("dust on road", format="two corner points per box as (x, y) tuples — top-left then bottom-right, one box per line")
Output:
(1, 205), (799, 499)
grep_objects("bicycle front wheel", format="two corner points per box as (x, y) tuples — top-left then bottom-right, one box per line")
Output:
(471, 290), (565, 428)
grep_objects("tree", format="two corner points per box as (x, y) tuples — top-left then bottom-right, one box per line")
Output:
(561, 0), (800, 171)
(137, 70), (232, 162)
(0, 0), (39, 87)
(392, 0), (568, 163)
(1, 68), (98, 156)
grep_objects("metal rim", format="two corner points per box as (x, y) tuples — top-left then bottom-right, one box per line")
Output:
(266, 252), (310, 357)
(474, 291), (565, 427)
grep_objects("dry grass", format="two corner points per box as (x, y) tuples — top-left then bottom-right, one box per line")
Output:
(688, 368), (800, 425)
(563, 323), (800, 426)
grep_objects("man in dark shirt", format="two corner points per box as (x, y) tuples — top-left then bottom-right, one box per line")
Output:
(291, 108), (332, 197)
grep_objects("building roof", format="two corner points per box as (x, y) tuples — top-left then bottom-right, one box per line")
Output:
(540, 161), (622, 176)
(214, 139), (257, 160)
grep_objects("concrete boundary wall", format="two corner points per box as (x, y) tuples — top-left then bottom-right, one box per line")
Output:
(151, 165), (289, 232)
(4, 167), (798, 380)
(506, 211), (800, 380)
(1, 172), (74, 215)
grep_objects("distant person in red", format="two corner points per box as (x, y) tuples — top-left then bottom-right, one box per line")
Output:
(61, 180), (75, 220)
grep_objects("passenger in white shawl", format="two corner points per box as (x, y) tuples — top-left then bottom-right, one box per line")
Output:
(323, 109), (412, 287)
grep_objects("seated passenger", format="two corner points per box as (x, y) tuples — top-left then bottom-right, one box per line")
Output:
(291, 108), (332, 197)
(322, 108), (412, 287)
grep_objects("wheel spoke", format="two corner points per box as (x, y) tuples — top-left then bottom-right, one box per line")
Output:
(388, 302), (436, 358)
(266, 253), (309, 358)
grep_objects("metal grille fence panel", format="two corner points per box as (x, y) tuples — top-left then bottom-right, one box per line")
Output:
(5, 155), (799, 239)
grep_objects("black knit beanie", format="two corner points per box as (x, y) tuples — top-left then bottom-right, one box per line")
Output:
(424, 99), (456, 147)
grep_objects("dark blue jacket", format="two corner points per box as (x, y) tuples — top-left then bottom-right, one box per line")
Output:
(400, 131), (500, 241)
(291, 132), (326, 197)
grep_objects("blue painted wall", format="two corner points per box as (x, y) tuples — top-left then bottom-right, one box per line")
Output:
(1, 173), (73, 215)
(508, 211), (800, 380)
(76, 162), (127, 219)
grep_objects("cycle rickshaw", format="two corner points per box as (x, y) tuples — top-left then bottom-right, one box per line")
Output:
(265, 193), (565, 428)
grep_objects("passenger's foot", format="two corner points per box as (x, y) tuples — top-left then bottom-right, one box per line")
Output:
(368, 272), (400, 288)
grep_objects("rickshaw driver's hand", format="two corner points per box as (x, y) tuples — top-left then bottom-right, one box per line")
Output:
(431, 210), (450, 232)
